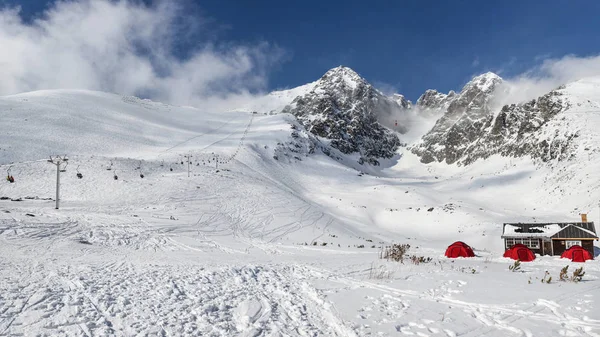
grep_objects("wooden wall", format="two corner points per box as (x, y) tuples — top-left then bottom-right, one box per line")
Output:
(553, 240), (567, 256)
(553, 239), (595, 258)
(582, 240), (595, 258)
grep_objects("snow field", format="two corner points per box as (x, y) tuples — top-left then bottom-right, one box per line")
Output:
(1, 89), (599, 336)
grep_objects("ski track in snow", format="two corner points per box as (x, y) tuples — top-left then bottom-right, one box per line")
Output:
(0, 263), (357, 336)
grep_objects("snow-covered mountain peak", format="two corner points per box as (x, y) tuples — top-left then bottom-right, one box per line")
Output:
(462, 71), (503, 94)
(411, 72), (506, 164)
(392, 93), (412, 109)
(416, 89), (452, 110)
(282, 66), (405, 165)
(317, 65), (367, 91)
(415, 72), (502, 112)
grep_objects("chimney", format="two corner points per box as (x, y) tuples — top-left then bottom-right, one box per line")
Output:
(581, 213), (588, 223)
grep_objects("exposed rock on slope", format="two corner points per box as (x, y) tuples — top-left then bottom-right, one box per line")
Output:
(461, 88), (573, 164)
(282, 66), (404, 165)
(411, 72), (504, 164)
(415, 89), (456, 111)
(412, 72), (576, 165)
(392, 94), (412, 109)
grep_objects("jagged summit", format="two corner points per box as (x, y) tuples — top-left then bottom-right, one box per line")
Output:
(463, 71), (502, 93)
(318, 66), (367, 91)
(392, 94), (412, 109)
(416, 89), (455, 110)
(409, 71), (600, 166)
(282, 66), (404, 165)
(411, 72), (505, 164)
(415, 72), (502, 112)
(322, 65), (361, 77)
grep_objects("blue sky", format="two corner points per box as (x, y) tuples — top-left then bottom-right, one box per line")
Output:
(2, 0), (600, 102)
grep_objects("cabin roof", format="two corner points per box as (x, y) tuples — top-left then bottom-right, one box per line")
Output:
(501, 222), (598, 239)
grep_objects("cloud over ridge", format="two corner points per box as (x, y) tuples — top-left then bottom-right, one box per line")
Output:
(0, 0), (284, 111)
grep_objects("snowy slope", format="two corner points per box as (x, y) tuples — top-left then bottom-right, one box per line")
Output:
(235, 81), (317, 114)
(0, 87), (599, 336)
(0, 90), (253, 164)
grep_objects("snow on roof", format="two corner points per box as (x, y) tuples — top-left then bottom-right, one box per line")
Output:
(502, 224), (562, 238)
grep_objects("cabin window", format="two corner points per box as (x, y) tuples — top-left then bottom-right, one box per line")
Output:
(505, 238), (540, 249)
(565, 240), (581, 249)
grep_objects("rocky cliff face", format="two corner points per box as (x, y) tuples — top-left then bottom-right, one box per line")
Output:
(282, 66), (404, 165)
(415, 89), (456, 111)
(392, 94), (412, 109)
(461, 88), (573, 164)
(411, 72), (576, 165)
(267, 66), (580, 168)
(411, 72), (504, 164)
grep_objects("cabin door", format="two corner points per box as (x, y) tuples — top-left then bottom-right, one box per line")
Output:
(543, 241), (552, 255)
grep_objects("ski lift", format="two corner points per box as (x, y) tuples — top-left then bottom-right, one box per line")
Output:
(106, 161), (113, 171)
(60, 161), (68, 173)
(113, 170), (118, 180)
(76, 165), (83, 179)
(136, 160), (142, 170)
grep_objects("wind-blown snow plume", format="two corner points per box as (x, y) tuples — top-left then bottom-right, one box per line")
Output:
(496, 54), (600, 107)
(0, 0), (284, 111)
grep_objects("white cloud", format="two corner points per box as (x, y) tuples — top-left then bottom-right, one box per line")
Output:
(496, 54), (600, 107)
(0, 0), (284, 111)
(373, 81), (399, 96)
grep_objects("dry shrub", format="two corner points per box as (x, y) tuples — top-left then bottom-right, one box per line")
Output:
(368, 262), (394, 280)
(380, 244), (410, 263)
(409, 255), (432, 265)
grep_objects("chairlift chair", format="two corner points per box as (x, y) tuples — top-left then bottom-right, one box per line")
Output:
(60, 161), (68, 173)
(76, 165), (83, 179)
(113, 170), (118, 180)
(6, 166), (14, 183)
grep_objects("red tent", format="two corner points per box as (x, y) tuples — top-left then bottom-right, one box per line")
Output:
(445, 241), (475, 258)
(561, 245), (593, 262)
(503, 244), (535, 262)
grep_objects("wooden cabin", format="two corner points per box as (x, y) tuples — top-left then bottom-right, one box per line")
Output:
(501, 222), (598, 257)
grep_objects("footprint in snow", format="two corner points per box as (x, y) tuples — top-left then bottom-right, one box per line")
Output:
(408, 321), (427, 329)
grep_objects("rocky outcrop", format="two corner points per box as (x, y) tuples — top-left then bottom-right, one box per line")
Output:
(412, 72), (575, 165)
(415, 89), (456, 111)
(282, 66), (403, 165)
(392, 94), (412, 109)
(411, 72), (504, 164)
(461, 89), (574, 164)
